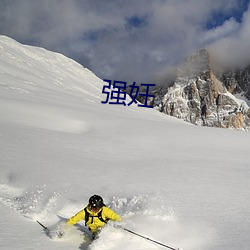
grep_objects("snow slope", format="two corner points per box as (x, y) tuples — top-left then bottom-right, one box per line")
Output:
(0, 35), (250, 250)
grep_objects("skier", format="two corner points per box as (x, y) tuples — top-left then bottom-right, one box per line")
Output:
(66, 194), (121, 239)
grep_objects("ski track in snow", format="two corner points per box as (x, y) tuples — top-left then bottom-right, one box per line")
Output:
(0, 99), (91, 134)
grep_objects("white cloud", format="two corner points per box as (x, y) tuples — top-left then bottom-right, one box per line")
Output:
(209, 5), (250, 68)
(0, 0), (249, 83)
(200, 18), (240, 45)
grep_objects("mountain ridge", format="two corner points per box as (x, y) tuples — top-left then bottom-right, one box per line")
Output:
(152, 48), (250, 130)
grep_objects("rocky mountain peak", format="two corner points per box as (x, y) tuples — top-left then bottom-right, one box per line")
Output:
(217, 66), (250, 100)
(177, 48), (210, 78)
(153, 49), (250, 130)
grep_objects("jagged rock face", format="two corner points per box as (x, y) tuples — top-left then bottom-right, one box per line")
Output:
(218, 66), (250, 99)
(155, 49), (250, 130)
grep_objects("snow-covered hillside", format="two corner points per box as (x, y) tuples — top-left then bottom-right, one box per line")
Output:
(0, 36), (250, 250)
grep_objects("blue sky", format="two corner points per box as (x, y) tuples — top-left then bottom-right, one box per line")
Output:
(206, 0), (249, 28)
(0, 0), (249, 84)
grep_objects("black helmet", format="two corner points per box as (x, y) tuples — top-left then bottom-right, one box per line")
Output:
(89, 195), (104, 210)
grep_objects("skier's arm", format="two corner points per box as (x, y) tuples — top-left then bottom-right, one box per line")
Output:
(104, 207), (122, 222)
(67, 209), (85, 225)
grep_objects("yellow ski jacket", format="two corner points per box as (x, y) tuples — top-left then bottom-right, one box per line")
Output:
(67, 206), (121, 233)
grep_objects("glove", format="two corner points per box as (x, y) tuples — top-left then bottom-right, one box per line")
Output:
(55, 223), (71, 238)
(56, 230), (64, 238)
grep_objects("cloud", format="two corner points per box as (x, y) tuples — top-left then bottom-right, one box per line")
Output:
(200, 18), (240, 45)
(0, 0), (249, 84)
(209, 3), (250, 69)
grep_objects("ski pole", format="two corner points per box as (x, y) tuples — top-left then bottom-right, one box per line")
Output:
(122, 227), (180, 250)
(37, 220), (48, 231)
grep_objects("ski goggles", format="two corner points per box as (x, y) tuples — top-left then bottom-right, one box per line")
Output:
(89, 204), (101, 212)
